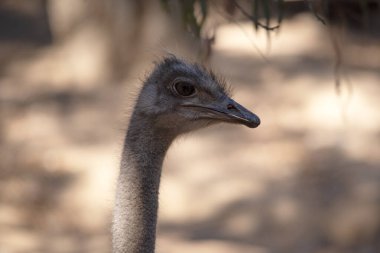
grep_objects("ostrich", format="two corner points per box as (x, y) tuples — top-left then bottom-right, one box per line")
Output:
(113, 56), (260, 253)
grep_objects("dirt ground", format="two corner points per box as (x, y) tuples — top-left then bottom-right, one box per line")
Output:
(1, 8), (380, 253)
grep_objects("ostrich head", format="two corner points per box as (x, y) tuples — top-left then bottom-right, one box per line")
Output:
(134, 56), (260, 135)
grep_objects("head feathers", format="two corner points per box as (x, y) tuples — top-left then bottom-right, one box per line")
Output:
(150, 55), (232, 97)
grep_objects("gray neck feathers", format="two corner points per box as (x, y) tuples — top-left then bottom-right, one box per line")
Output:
(112, 110), (175, 253)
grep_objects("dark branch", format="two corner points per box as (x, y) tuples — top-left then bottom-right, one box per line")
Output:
(233, 0), (280, 31)
(305, 0), (327, 25)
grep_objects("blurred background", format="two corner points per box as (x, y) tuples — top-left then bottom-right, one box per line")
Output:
(1, 1), (380, 253)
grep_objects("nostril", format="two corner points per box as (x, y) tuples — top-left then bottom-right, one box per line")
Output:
(227, 103), (236, 110)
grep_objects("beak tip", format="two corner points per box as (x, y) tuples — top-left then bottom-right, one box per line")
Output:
(246, 115), (260, 128)
(228, 98), (260, 129)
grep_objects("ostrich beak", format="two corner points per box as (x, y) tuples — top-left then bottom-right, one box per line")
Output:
(182, 97), (261, 128)
(226, 98), (260, 128)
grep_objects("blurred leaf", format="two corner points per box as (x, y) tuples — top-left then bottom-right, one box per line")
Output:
(261, 0), (271, 29)
(277, 0), (284, 26)
(160, 0), (171, 12)
(261, 0), (272, 52)
(181, 0), (201, 37)
(224, 0), (236, 16)
(307, 0), (326, 25)
(360, 0), (370, 30)
(178, 0), (208, 37)
(252, 0), (259, 31)
(234, 0), (278, 31)
(199, 0), (208, 26)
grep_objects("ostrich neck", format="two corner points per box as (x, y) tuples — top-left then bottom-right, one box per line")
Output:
(113, 112), (174, 253)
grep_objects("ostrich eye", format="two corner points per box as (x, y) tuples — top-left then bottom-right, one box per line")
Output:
(173, 81), (196, 97)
